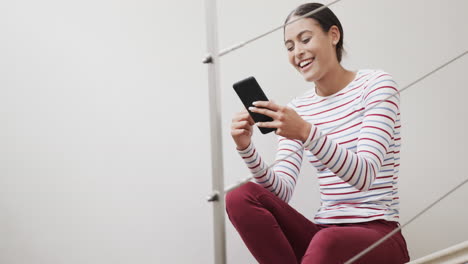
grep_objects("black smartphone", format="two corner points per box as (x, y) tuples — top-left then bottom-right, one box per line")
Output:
(233, 76), (276, 134)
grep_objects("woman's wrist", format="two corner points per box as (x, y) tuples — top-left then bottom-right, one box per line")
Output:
(301, 122), (312, 143)
(236, 141), (251, 151)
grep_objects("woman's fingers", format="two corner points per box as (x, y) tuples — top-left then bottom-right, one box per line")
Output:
(252, 100), (281, 111)
(248, 106), (279, 119)
(231, 109), (254, 150)
(246, 112), (255, 125)
(256, 120), (281, 128)
(231, 128), (251, 136)
(232, 120), (253, 130)
(232, 110), (255, 125)
(233, 102), (309, 141)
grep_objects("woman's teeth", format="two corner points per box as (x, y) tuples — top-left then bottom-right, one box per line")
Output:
(299, 58), (314, 68)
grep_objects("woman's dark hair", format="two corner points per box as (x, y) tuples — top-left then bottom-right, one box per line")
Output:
(285, 3), (345, 62)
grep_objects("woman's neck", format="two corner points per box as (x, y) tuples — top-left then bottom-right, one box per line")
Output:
(314, 66), (356, 97)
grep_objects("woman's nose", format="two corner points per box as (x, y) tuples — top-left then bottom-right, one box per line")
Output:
(295, 46), (305, 59)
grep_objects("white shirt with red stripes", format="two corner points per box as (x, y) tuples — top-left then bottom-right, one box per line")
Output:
(238, 69), (401, 224)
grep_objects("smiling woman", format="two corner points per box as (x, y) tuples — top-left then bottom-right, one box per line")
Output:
(284, 6), (344, 86)
(226, 2), (410, 264)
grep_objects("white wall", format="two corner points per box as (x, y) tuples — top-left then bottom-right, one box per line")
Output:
(0, 0), (467, 263)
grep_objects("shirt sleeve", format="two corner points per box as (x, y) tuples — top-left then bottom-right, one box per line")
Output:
(237, 136), (304, 203)
(303, 72), (400, 191)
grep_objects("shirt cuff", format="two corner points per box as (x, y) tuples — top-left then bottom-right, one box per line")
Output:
(237, 141), (254, 157)
(303, 125), (318, 149)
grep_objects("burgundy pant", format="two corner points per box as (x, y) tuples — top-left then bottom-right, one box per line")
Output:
(225, 182), (410, 264)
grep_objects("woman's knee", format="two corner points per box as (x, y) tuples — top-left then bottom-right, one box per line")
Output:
(302, 228), (343, 263)
(225, 182), (262, 214)
(311, 228), (341, 253)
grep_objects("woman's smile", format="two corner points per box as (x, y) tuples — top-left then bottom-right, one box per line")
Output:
(298, 57), (315, 72)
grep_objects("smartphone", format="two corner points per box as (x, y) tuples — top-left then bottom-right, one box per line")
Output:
(233, 76), (276, 134)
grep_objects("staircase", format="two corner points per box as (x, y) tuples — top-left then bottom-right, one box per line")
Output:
(408, 240), (468, 264)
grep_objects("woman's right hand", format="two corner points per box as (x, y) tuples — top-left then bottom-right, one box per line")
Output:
(231, 109), (255, 150)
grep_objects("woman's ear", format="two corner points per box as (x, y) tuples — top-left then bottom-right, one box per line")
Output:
(329, 25), (340, 45)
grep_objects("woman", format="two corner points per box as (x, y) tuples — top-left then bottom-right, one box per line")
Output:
(226, 3), (410, 264)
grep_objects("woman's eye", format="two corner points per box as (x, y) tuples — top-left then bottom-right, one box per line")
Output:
(302, 38), (310, 44)
(286, 45), (294, 51)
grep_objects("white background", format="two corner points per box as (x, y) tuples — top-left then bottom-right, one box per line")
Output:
(0, 0), (467, 263)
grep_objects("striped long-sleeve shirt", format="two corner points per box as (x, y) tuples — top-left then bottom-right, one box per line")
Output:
(238, 69), (401, 224)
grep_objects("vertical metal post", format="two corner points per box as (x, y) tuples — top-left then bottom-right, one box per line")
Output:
(203, 0), (227, 263)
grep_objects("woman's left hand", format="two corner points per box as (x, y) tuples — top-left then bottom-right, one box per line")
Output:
(249, 101), (312, 142)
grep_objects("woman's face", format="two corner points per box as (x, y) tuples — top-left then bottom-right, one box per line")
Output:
(284, 17), (339, 82)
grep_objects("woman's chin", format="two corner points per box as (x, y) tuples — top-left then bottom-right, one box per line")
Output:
(303, 73), (317, 82)
(301, 68), (323, 82)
